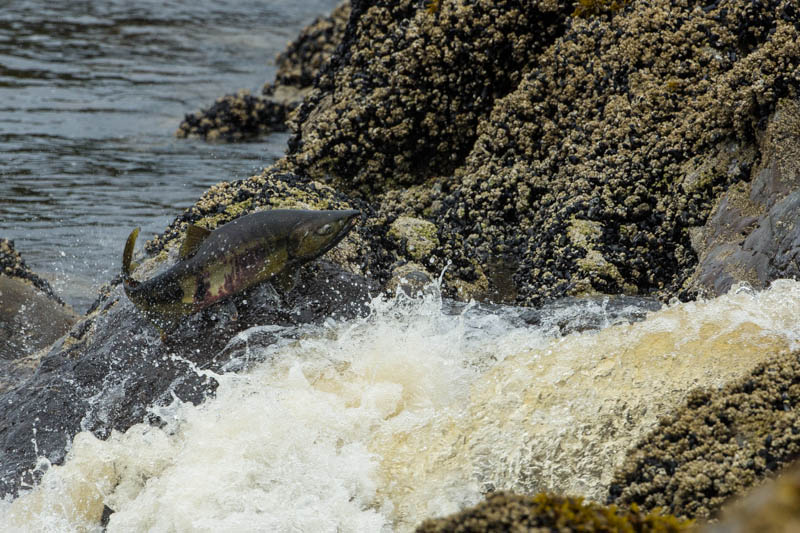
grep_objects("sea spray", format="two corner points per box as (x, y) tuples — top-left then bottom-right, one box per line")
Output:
(2, 280), (800, 531)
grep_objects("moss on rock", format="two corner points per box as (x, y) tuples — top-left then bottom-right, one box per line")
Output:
(416, 491), (692, 532)
(609, 349), (800, 520)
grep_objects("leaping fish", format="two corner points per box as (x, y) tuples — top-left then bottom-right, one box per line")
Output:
(122, 209), (360, 331)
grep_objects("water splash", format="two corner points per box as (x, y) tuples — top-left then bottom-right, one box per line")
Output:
(2, 280), (800, 531)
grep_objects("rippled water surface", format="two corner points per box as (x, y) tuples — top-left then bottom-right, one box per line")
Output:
(0, 0), (340, 311)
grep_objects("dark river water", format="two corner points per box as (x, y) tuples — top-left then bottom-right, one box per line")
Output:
(0, 0), (340, 311)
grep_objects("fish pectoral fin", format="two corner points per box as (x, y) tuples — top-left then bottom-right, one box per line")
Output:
(180, 224), (212, 259)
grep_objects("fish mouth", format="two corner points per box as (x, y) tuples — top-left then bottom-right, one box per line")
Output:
(314, 210), (361, 258)
(340, 210), (360, 235)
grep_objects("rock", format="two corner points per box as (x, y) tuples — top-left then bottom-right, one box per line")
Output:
(0, 240), (77, 392)
(387, 216), (439, 262)
(176, 1), (350, 142)
(705, 461), (800, 533)
(272, 1), (350, 88)
(686, 99), (800, 297)
(0, 277), (77, 370)
(175, 89), (288, 142)
(386, 262), (433, 297)
(287, 0), (800, 306)
(0, 259), (376, 498)
(415, 491), (691, 532)
(609, 349), (800, 520)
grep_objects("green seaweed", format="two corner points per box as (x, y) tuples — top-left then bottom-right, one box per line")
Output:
(572, 0), (627, 17)
(417, 491), (693, 532)
(424, 0), (441, 15)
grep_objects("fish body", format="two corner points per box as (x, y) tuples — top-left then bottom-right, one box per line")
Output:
(122, 209), (360, 328)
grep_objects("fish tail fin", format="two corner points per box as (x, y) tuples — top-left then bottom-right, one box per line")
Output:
(122, 227), (141, 288)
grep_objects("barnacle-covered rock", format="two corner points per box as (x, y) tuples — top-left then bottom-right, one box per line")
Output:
(175, 89), (287, 141)
(685, 98), (800, 297)
(176, 2), (350, 142)
(272, 1), (350, 89)
(289, 0), (569, 195)
(609, 349), (800, 520)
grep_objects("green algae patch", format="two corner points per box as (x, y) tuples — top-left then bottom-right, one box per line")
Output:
(416, 491), (692, 532)
(387, 216), (439, 262)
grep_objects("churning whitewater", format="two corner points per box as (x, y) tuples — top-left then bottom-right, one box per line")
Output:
(3, 279), (800, 532)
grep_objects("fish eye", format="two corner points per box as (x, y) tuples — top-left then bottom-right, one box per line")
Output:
(316, 223), (333, 236)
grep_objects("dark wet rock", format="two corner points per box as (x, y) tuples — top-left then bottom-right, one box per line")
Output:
(0, 277), (78, 384)
(175, 89), (288, 142)
(386, 262), (433, 297)
(176, 2), (349, 142)
(609, 350), (800, 520)
(686, 99), (800, 297)
(515, 293), (662, 336)
(415, 491), (691, 532)
(0, 240), (77, 391)
(0, 259), (376, 497)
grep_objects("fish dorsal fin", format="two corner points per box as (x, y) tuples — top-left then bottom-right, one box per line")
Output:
(180, 224), (211, 259)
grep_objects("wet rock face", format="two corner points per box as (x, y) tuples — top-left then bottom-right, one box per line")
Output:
(0, 239), (64, 305)
(0, 260), (376, 498)
(415, 491), (691, 532)
(609, 350), (800, 520)
(0, 240), (77, 390)
(687, 99), (800, 297)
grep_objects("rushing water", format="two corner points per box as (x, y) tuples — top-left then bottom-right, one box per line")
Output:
(2, 280), (800, 531)
(0, 0), (340, 311)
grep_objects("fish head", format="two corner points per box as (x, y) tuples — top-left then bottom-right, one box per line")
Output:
(288, 209), (360, 262)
